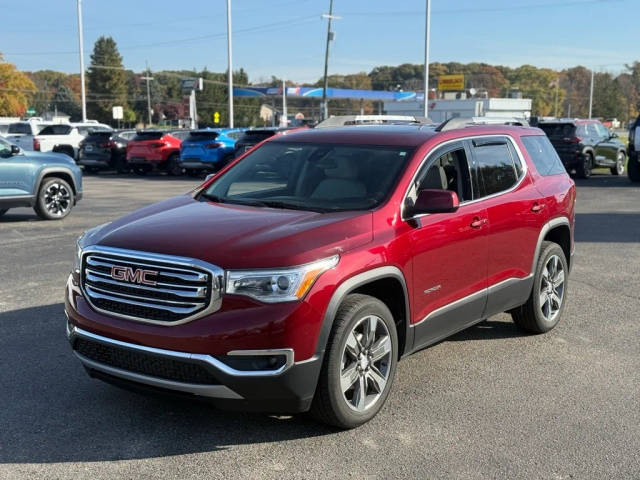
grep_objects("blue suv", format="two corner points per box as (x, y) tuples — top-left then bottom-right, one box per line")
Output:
(179, 128), (243, 174)
(0, 136), (82, 220)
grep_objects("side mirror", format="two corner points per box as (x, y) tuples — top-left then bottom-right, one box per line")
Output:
(407, 189), (460, 217)
(11, 145), (21, 155)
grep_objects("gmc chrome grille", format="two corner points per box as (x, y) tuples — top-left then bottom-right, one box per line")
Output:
(80, 247), (224, 325)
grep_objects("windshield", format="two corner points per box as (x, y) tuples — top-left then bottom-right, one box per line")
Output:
(201, 142), (414, 212)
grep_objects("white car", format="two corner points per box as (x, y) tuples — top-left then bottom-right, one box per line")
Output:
(33, 122), (112, 159)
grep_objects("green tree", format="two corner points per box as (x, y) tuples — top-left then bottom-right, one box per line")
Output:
(87, 36), (128, 124)
(51, 80), (81, 120)
(593, 72), (624, 120)
(0, 53), (36, 116)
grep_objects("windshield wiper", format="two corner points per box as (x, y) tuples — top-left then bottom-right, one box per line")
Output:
(200, 192), (225, 203)
(258, 200), (330, 213)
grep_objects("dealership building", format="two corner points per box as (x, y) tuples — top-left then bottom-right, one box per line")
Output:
(383, 97), (533, 123)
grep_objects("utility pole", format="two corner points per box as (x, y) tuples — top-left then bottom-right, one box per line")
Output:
(321, 0), (340, 120)
(142, 61), (153, 127)
(76, 0), (87, 122)
(554, 78), (559, 118)
(226, 0), (234, 128)
(282, 79), (288, 127)
(588, 69), (595, 119)
(423, 0), (431, 118)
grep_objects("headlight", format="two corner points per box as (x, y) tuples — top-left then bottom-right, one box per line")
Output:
(226, 256), (339, 303)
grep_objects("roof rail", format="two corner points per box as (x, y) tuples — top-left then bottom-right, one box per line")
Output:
(435, 116), (529, 132)
(316, 114), (433, 128)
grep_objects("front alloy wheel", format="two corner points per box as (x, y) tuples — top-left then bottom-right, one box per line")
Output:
(311, 294), (398, 429)
(611, 152), (625, 176)
(340, 315), (392, 412)
(34, 177), (74, 220)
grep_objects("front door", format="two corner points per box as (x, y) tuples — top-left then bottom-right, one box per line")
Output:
(406, 141), (489, 349)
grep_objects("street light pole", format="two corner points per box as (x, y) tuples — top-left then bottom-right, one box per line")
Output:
(226, 0), (234, 128)
(76, 0), (87, 122)
(321, 0), (339, 120)
(588, 69), (594, 119)
(142, 61), (153, 127)
(423, 0), (431, 118)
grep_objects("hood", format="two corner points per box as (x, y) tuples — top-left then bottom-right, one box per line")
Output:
(83, 195), (373, 269)
(23, 150), (77, 166)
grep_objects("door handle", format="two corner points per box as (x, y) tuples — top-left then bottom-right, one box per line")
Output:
(531, 202), (546, 213)
(470, 217), (487, 228)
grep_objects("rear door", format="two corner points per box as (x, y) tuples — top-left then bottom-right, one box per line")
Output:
(407, 140), (489, 349)
(468, 135), (543, 317)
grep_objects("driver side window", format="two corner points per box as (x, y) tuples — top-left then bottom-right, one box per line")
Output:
(0, 138), (13, 157)
(407, 146), (473, 207)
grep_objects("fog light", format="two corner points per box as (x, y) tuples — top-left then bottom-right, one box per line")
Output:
(217, 354), (287, 372)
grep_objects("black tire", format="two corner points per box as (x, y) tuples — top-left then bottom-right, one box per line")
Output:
(610, 151), (625, 176)
(114, 154), (129, 174)
(85, 166), (100, 174)
(576, 152), (592, 179)
(33, 177), (74, 220)
(185, 169), (201, 177)
(0, 209), (8, 217)
(511, 241), (568, 333)
(133, 166), (148, 176)
(628, 153), (640, 183)
(310, 293), (398, 429)
(167, 153), (183, 176)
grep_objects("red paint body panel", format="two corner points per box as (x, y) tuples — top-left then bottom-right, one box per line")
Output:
(126, 134), (181, 164)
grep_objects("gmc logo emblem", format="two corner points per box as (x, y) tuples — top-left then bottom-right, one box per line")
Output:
(110, 266), (158, 286)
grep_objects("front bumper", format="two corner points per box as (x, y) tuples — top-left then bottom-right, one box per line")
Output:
(67, 322), (321, 412)
(65, 272), (325, 413)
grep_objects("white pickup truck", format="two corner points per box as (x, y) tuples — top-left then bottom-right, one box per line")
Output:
(7, 121), (112, 159)
(5, 120), (52, 151)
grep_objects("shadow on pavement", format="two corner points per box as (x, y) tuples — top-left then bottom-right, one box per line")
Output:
(448, 318), (526, 342)
(0, 303), (334, 464)
(575, 212), (640, 243)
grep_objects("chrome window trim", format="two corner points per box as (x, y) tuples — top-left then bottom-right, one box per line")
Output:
(79, 245), (224, 326)
(69, 326), (296, 378)
(409, 274), (533, 328)
(401, 134), (529, 221)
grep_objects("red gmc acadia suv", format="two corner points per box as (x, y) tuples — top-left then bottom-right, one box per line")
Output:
(66, 120), (576, 428)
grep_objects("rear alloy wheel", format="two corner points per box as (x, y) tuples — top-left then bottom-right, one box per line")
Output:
(167, 153), (183, 176)
(311, 294), (398, 429)
(34, 177), (74, 220)
(628, 154), (640, 183)
(576, 153), (592, 179)
(511, 241), (568, 333)
(611, 151), (625, 176)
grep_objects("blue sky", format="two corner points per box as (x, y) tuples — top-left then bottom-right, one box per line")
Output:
(1, 0), (636, 84)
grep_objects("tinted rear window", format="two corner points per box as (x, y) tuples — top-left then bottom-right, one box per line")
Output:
(86, 131), (112, 140)
(539, 123), (576, 138)
(521, 135), (566, 176)
(8, 123), (31, 134)
(186, 131), (219, 141)
(133, 132), (164, 141)
(239, 131), (274, 143)
(39, 125), (72, 135)
(473, 141), (519, 197)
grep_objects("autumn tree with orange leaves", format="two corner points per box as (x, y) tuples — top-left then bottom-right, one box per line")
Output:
(0, 53), (35, 116)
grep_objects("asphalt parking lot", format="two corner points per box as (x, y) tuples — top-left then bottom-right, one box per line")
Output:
(1, 172), (639, 479)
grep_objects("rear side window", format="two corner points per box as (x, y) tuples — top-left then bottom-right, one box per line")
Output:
(521, 135), (566, 176)
(472, 139), (521, 197)
(38, 125), (72, 135)
(133, 131), (164, 141)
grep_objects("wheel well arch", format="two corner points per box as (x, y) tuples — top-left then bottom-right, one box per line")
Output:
(352, 277), (409, 359)
(317, 267), (412, 361)
(40, 171), (77, 196)
(544, 224), (572, 269)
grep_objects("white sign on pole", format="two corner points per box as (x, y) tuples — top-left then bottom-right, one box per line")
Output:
(112, 106), (123, 120)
